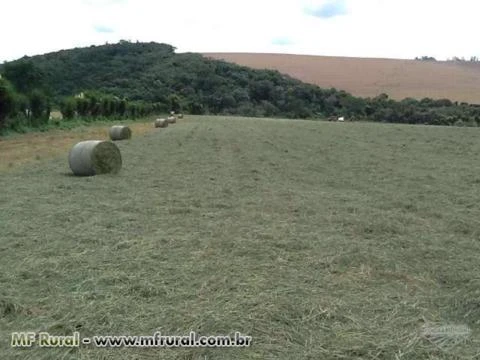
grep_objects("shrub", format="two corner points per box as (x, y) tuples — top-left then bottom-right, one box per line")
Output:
(61, 97), (77, 120)
(28, 90), (50, 126)
(0, 78), (16, 129)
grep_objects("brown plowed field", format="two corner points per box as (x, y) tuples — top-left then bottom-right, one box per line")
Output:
(203, 53), (480, 104)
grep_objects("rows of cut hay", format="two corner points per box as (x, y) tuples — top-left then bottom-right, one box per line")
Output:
(1, 116), (479, 359)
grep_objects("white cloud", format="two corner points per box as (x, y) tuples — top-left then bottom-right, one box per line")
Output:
(0, 0), (479, 62)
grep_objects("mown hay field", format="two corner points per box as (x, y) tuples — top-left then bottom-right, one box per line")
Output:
(1, 116), (480, 359)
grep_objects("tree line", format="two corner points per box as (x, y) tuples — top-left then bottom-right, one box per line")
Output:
(1, 41), (480, 134)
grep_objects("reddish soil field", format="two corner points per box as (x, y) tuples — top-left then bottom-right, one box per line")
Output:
(204, 53), (480, 104)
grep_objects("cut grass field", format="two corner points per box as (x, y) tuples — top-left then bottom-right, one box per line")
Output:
(204, 53), (480, 104)
(1, 115), (480, 359)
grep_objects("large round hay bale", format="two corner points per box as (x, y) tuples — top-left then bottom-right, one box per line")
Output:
(109, 125), (132, 140)
(177, 113), (184, 119)
(154, 118), (168, 128)
(68, 140), (122, 176)
(167, 116), (177, 124)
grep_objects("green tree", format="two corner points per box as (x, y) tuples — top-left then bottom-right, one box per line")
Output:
(118, 99), (127, 117)
(168, 94), (181, 113)
(76, 97), (90, 117)
(101, 97), (113, 117)
(187, 101), (204, 115)
(61, 97), (77, 119)
(87, 93), (101, 117)
(28, 90), (49, 126)
(2, 59), (45, 94)
(0, 77), (17, 129)
(15, 93), (29, 118)
(250, 80), (274, 102)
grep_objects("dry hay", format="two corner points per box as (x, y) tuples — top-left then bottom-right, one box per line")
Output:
(109, 125), (132, 140)
(68, 140), (122, 176)
(167, 116), (177, 124)
(154, 118), (168, 128)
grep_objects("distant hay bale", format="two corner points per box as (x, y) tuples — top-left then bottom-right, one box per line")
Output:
(177, 113), (184, 119)
(68, 140), (122, 176)
(154, 118), (168, 128)
(167, 116), (177, 124)
(49, 111), (63, 120)
(109, 125), (132, 140)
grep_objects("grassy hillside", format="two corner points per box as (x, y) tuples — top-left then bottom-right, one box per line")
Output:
(1, 116), (479, 359)
(204, 53), (480, 104)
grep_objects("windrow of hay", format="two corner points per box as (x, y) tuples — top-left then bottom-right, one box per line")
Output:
(167, 116), (177, 124)
(154, 118), (168, 128)
(109, 125), (132, 140)
(68, 140), (122, 176)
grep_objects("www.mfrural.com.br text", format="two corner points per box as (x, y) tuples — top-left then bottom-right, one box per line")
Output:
(11, 331), (252, 348)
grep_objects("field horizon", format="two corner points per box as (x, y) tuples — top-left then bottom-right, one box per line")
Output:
(204, 53), (480, 104)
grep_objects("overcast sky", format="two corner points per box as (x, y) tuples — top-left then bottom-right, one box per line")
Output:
(1, 0), (479, 62)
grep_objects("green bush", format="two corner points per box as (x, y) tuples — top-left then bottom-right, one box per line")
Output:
(28, 90), (50, 126)
(61, 97), (77, 120)
(0, 78), (16, 129)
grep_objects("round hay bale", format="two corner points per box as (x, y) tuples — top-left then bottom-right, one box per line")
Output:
(177, 113), (184, 119)
(167, 116), (177, 124)
(109, 125), (132, 141)
(154, 118), (168, 128)
(68, 140), (122, 176)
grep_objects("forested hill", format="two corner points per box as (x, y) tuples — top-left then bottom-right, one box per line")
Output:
(12, 41), (180, 101)
(0, 41), (347, 119)
(1, 41), (480, 126)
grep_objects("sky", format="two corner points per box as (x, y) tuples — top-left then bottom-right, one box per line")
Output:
(1, 0), (479, 62)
